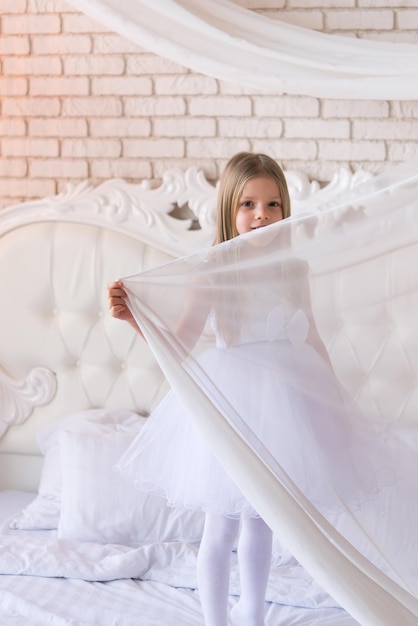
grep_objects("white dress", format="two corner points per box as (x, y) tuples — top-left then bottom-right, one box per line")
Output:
(116, 292), (390, 519)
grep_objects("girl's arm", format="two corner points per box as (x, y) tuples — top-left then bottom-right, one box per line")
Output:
(288, 259), (333, 369)
(107, 278), (210, 351)
(174, 279), (211, 352)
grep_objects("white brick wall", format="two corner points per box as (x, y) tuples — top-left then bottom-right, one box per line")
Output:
(0, 0), (417, 208)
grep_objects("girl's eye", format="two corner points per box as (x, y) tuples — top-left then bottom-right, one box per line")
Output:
(241, 201), (253, 207)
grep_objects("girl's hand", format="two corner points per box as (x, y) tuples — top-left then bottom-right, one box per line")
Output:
(107, 280), (143, 337)
(108, 280), (130, 320)
(107, 280), (139, 330)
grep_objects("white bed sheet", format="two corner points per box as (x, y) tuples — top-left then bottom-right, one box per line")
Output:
(0, 491), (359, 626)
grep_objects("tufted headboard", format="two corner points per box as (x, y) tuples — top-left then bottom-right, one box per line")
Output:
(0, 165), (414, 492)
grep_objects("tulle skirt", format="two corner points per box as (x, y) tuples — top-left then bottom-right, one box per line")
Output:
(116, 338), (394, 519)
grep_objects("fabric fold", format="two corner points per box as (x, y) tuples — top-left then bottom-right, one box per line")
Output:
(66, 0), (418, 99)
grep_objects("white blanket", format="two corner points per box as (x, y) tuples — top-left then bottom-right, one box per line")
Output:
(0, 533), (337, 608)
(0, 531), (362, 625)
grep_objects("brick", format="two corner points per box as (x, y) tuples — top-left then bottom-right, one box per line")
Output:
(30, 77), (90, 96)
(0, 77), (28, 96)
(358, 0), (415, 5)
(90, 118), (151, 137)
(93, 34), (143, 54)
(3, 14), (61, 34)
(219, 82), (263, 95)
(326, 10), (394, 30)
(30, 159), (88, 178)
(254, 96), (319, 117)
(3, 97), (61, 116)
(391, 102), (418, 118)
(90, 160), (152, 180)
(388, 142), (418, 161)
(288, 0), (354, 6)
(189, 97), (252, 116)
(398, 10), (418, 30)
(61, 139), (122, 158)
(218, 118), (283, 138)
(63, 98), (122, 117)
(64, 55), (125, 76)
(322, 100), (389, 118)
(186, 139), (250, 158)
(285, 119), (350, 139)
(4, 56), (62, 75)
(153, 118), (216, 137)
(32, 35), (92, 55)
(0, 159), (27, 177)
(127, 54), (188, 75)
(0, 118), (26, 136)
(124, 97), (186, 117)
(361, 31), (418, 44)
(154, 75), (218, 95)
(0, 178), (56, 199)
(251, 139), (318, 160)
(0, 0), (26, 12)
(28, 0), (72, 11)
(123, 139), (185, 158)
(3, 138), (59, 157)
(0, 36), (30, 55)
(318, 140), (386, 161)
(270, 10), (324, 31)
(92, 77), (152, 96)
(232, 0), (285, 7)
(353, 120), (418, 140)
(29, 118), (88, 137)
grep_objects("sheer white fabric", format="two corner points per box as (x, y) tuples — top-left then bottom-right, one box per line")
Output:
(118, 161), (418, 625)
(66, 0), (418, 99)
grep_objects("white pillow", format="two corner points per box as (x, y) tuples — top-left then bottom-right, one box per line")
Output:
(57, 428), (205, 546)
(10, 408), (289, 557)
(10, 409), (146, 530)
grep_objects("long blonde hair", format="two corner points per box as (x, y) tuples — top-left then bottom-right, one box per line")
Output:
(214, 152), (291, 245)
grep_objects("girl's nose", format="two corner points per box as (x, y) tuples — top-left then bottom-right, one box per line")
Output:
(255, 205), (269, 219)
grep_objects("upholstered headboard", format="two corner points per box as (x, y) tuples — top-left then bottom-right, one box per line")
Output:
(0, 169), (216, 491)
(0, 166), (415, 492)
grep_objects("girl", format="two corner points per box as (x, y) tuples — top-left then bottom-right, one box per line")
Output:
(107, 152), (336, 626)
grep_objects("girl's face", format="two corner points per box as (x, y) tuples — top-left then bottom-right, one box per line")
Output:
(235, 176), (283, 235)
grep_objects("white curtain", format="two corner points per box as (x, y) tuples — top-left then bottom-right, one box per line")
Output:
(66, 0), (418, 99)
(120, 162), (418, 625)
(63, 1), (418, 623)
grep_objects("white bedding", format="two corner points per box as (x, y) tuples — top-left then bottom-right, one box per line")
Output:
(0, 490), (358, 626)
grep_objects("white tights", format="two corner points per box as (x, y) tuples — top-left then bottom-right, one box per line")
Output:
(196, 513), (273, 626)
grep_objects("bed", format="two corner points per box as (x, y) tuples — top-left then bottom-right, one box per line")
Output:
(0, 163), (405, 626)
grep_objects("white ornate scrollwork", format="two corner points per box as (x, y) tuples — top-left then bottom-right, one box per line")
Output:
(0, 367), (57, 439)
(0, 166), (373, 257)
(286, 167), (373, 213)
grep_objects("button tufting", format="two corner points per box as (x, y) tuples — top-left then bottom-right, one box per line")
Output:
(120, 362), (126, 370)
